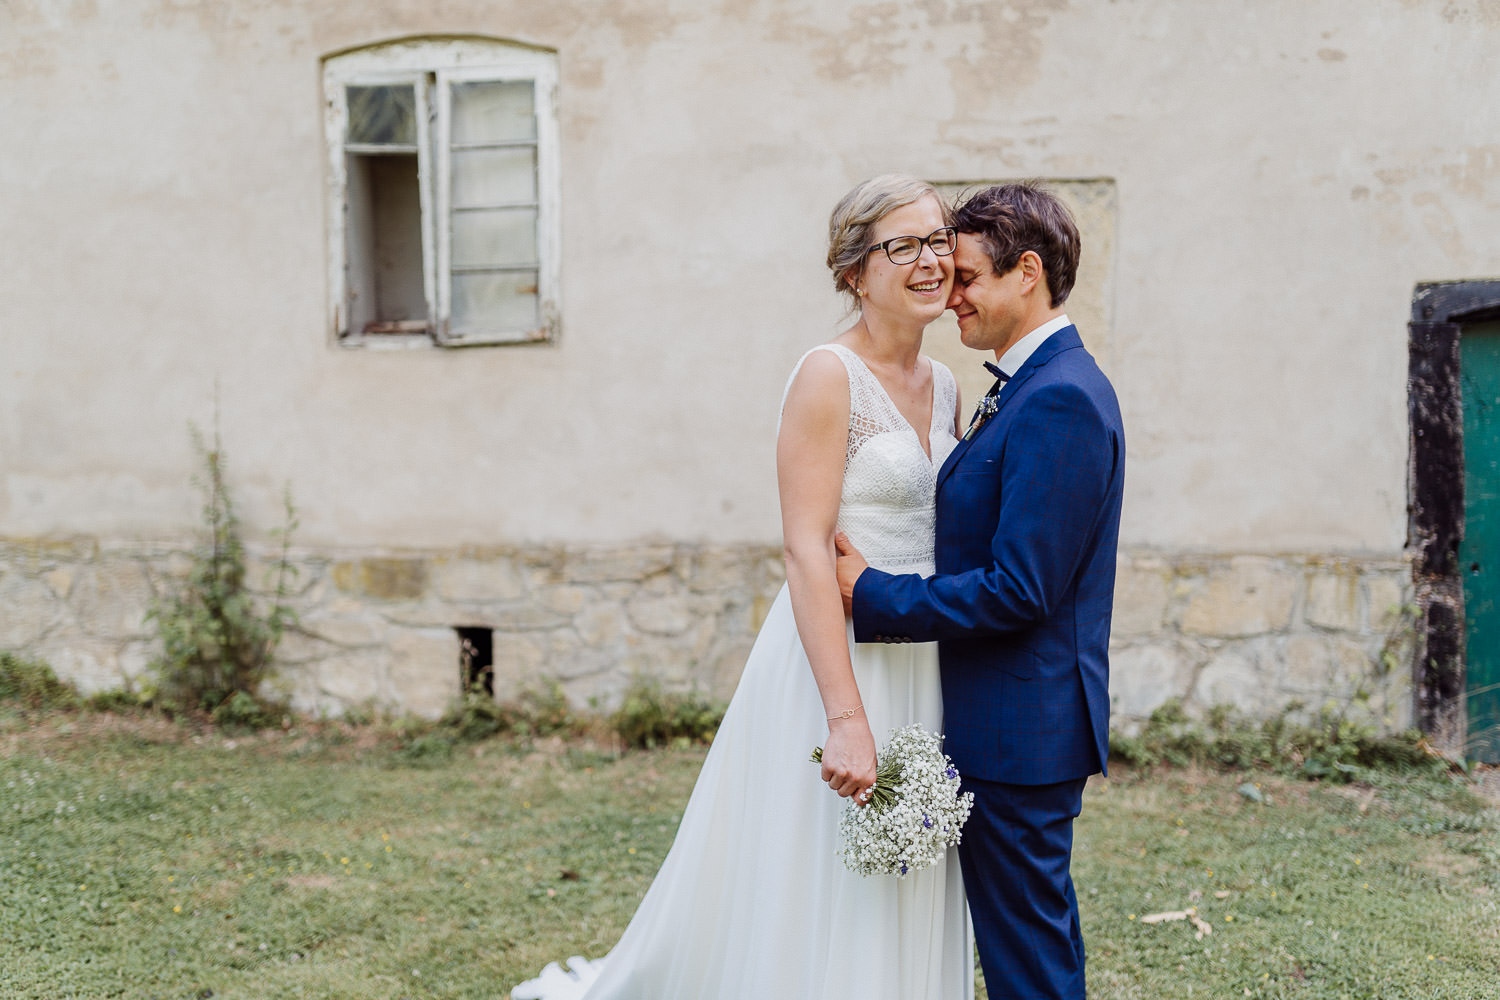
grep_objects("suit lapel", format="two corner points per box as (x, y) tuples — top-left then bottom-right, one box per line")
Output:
(936, 327), (1085, 494)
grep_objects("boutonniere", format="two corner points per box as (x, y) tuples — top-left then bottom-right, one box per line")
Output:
(962, 395), (1000, 440)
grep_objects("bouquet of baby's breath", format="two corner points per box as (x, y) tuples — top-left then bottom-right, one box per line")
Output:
(811, 724), (974, 878)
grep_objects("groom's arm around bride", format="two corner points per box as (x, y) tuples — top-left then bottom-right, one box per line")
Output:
(836, 182), (1124, 1000)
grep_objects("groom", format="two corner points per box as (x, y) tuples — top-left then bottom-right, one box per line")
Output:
(835, 182), (1124, 999)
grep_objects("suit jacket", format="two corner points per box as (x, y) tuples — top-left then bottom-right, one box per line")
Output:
(852, 325), (1124, 785)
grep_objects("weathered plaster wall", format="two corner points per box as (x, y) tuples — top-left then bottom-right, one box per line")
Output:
(0, 1), (1492, 721)
(5, 0), (1498, 552)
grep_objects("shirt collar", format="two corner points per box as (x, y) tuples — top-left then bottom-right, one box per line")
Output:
(995, 314), (1071, 378)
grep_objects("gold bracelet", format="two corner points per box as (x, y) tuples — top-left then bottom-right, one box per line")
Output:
(827, 704), (863, 722)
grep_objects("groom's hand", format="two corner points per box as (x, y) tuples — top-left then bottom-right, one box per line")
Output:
(834, 532), (868, 617)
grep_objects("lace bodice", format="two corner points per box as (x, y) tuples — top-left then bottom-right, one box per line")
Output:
(781, 344), (959, 575)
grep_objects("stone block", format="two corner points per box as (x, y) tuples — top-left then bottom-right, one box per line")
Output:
(119, 639), (155, 683)
(299, 616), (388, 650)
(242, 554), (304, 596)
(1192, 646), (1275, 714)
(1363, 574), (1409, 633)
(490, 605), (574, 631)
(0, 573), (62, 647)
(38, 639), (121, 695)
(540, 585), (589, 615)
(70, 561), (156, 637)
(1111, 558), (1170, 636)
(563, 545), (676, 584)
(698, 637), (752, 699)
(1280, 635), (1334, 695)
(1304, 571), (1359, 631)
(433, 557), (525, 602)
(42, 567), (74, 599)
(1179, 558), (1295, 638)
(388, 628), (460, 719)
(491, 632), (547, 701)
(2, 537), (98, 569)
(332, 558), (429, 600)
(576, 602), (627, 647)
(316, 652), (385, 706)
(553, 645), (619, 684)
(687, 547), (763, 593)
(1108, 641), (1201, 719)
(627, 594), (693, 635)
(1278, 635), (1376, 702)
(1328, 637), (1377, 702)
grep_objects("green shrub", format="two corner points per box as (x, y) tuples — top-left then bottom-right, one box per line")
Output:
(86, 687), (147, 713)
(146, 425), (296, 723)
(610, 679), (724, 750)
(1108, 698), (1446, 782)
(210, 689), (276, 731)
(0, 651), (80, 711)
(436, 680), (577, 744)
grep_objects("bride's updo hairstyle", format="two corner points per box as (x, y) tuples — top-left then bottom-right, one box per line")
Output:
(827, 173), (944, 311)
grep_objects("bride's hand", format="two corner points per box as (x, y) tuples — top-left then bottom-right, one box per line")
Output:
(819, 716), (877, 800)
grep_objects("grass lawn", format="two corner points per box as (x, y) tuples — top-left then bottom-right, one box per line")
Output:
(2, 710), (1496, 999)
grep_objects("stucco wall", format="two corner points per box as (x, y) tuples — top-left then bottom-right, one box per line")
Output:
(6, 0), (1497, 552)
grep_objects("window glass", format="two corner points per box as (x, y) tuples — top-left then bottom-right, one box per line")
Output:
(451, 208), (538, 268)
(451, 147), (537, 206)
(451, 271), (540, 331)
(346, 84), (417, 146)
(450, 80), (536, 144)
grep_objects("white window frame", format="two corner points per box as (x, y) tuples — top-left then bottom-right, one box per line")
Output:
(323, 39), (560, 348)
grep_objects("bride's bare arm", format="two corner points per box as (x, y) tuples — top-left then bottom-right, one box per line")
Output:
(777, 351), (877, 799)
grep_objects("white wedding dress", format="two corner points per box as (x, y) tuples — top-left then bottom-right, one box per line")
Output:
(512, 345), (971, 1000)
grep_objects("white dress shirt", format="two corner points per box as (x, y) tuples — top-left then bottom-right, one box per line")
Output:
(995, 313), (1073, 383)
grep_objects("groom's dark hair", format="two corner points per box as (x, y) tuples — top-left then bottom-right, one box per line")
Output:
(952, 182), (1080, 308)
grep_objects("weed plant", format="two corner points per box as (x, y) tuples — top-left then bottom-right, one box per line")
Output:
(609, 679), (725, 749)
(0, 651), (80, 712)
(1109, 699), (1446, 782)
(146, 425), (297, 726)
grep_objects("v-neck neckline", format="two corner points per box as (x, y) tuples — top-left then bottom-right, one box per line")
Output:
(840, 347), (938, 463)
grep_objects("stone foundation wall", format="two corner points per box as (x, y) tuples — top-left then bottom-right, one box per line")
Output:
(0, 538), (786, 719)
(1110, 552), (1414, 731)
(1, 538), (1412, 729)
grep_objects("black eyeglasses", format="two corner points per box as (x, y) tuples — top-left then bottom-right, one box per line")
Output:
(866, 227), (957, 265)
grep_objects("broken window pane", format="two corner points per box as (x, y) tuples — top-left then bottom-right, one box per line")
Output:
(451, 80), (535, 144)
(346, 84), (417, 146)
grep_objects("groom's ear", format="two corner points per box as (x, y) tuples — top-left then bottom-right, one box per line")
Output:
(1018, 250), (1049, 299)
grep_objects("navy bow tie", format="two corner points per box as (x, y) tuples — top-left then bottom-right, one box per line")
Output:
(983, 361), (1011, 385)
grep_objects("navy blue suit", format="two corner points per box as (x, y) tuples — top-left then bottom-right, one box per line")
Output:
(852, 326), (1123, 999)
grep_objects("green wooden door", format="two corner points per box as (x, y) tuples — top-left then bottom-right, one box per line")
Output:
(1460, 321), (1500, 763)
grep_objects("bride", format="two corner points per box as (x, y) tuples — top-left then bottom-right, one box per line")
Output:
(513, 174), (972, 1000)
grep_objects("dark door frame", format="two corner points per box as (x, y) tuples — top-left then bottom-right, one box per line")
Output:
(1409, 280), (1500, 753)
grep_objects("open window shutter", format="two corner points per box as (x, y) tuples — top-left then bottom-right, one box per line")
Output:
(434, 70), (544, 345)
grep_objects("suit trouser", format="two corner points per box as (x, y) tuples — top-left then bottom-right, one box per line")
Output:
(958, 775), (1088, 1000)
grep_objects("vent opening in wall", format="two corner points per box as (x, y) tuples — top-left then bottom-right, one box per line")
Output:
(456, 626), (494, 696)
